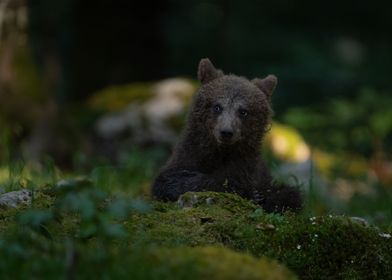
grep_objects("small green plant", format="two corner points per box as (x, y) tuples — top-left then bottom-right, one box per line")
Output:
(0, 175), (152, 279)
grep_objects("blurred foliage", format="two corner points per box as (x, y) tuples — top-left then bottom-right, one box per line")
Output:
(264, 122), (310, 163)
(88, 83), (154, 112)
(346, 183), (392, 227)
(283, 88), (392, 158)
(87, 147), (169, 195)
(8, 45), (47, 103)
(312, 150), (369, 180)
(0, 45), (44, 160)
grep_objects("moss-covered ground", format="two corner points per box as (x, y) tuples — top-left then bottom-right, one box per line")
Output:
(0, 177), (391, 279)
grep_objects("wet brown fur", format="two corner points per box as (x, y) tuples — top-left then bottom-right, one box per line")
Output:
(151, 58), (302, 213)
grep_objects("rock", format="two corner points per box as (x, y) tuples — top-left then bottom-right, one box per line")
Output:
(176, 192), (256, 212)
(0, 189), (32, 209)
(91, 78), (196, 161)
(255, 223), (276, 231)
(55, 177), (93, 192)
(275, 159), (328, 194)
(349, 216), (370, 227)
(177, 193), (200, 208)
(94, 78), (195, 145)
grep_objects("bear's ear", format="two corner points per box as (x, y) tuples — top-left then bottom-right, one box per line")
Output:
(252, 75), (278, 101)
(198, 58), (223, 84)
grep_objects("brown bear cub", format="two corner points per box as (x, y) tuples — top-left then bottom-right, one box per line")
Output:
(151, 58), (302, 213)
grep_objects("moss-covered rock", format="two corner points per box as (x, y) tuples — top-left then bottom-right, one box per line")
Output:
(91, 78), (196, 152)
(127, 192), (392, 279)
(147, 246), (297, 280)
(88, 83), (154, 112)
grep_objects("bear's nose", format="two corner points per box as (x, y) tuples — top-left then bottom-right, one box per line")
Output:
(220, 130), (234, 139)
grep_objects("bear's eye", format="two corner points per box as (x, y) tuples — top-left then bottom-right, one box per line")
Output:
(213, 104), (223, 114)
(238, 109), (248, 117)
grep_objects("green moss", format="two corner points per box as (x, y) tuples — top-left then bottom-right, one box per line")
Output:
(177, 191), (258, 212)
(0, 188), (391, 279)
(147, 246), (297, 280)
(127, 192), (392, 279)
(127, 192), (258, 246)
(88, 83), (154, 112)
(0, 207), (19, 232)
(0, 190), (55, 233)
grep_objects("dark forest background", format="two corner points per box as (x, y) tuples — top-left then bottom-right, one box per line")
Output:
(27, 0), (392, 110)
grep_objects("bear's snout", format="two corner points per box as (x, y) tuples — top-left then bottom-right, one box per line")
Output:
(220, 129), (234, 140)
(213, 119), (241, 145)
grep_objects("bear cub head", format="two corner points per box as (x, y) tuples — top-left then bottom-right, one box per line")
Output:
(191, 58), (278, 146)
